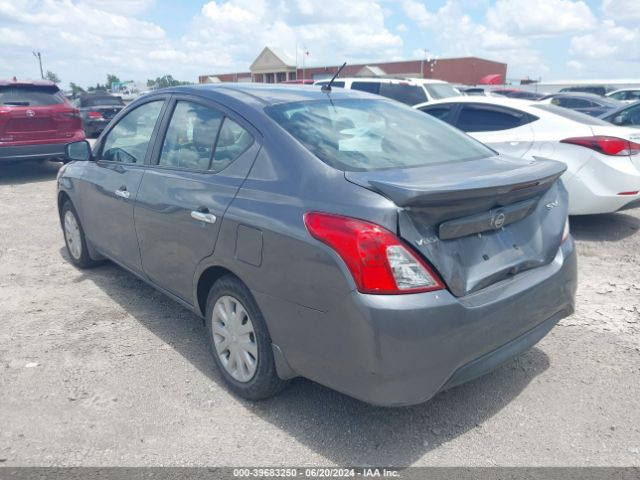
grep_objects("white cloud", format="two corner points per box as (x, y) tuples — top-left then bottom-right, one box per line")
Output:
(401, 0), (435, 28)
(570, 19), (640, 59)
(486, 0), (597, 35)
(602, 0), (640, 21)
(403, 0), (549, 77)
(396, 23), (408, 32)
(0, 27), (29, 46)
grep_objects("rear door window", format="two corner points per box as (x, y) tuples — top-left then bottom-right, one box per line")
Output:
(211, 118), (254, 171)
(456, 104), (533, 132)
(158, 100), (223, 170)
(0, 86), (65, 106)
(379, 83), (427, 105)
(351, 82), (380, 94)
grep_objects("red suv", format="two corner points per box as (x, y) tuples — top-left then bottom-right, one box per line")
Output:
(0, 79), (85, 163)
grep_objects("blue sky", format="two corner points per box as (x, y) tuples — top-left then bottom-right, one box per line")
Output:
(2, 0), (639, 88)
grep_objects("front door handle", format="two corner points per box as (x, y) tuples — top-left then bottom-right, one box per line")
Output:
(115, 187), (130, 199)
(191, 209), (217, 224)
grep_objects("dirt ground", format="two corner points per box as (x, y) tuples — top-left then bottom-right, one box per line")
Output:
(0, 160), (639, 467)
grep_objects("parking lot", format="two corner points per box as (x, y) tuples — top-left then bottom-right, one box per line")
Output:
(0, 159), (639, 467)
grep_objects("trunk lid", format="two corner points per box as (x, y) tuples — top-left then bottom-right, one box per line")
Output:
(346, 155), (568, 296)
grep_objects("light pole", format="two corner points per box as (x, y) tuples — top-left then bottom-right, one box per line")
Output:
(32, 51), (44, 79)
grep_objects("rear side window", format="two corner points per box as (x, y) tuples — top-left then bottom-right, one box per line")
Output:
(379, 83), (427, 105)
(159, 101), (223, 170)
(351, 82), (380, 94)
(420, 104), (455, 124)
(457, 104), (534, 132)
(424, 83), (460, 100)
(0, 86), (65, 106)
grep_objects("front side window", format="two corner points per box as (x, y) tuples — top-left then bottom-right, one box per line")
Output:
(159, 101), (223, 170)
(266, 99), (494, 172)
(457, 105), (528, 132)
(101, 100), (163, 164)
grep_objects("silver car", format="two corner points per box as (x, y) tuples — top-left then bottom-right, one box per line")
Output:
(57, 84), (577, 406)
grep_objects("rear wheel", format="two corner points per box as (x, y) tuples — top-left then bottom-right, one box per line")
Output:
(61, 201), (97, 269)
(205, 275), (288, 400)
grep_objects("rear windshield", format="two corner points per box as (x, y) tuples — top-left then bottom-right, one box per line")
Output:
(424, 83), (460, 100)
(531, 104), (611, 125)
(0, 86), (66, 106)
(265, 99), (494, 172)
(81, 96), (124, 107)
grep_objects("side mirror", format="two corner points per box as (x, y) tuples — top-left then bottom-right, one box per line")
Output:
(65, 140), (92, 161)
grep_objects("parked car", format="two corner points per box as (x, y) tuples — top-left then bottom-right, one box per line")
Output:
(538, 92), (623, 117)
(559, 85), (613, 96)
(58, 84), (576, 407)
(606, 88), (640, 103)
(72, 93), (125, 137)
(313, 77), (460, 106)
(416, 96), (640, 215)
(491, 89), (545, 100)
(600, 101), (640, 128)
(0, 78), (84, 163)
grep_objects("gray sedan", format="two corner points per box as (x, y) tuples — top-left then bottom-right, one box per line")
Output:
(57, 84), (577, 406)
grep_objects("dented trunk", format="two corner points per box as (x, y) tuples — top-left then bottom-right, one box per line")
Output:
(346, 155), (568, 296)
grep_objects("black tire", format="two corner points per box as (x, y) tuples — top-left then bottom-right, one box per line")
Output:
(205, 275), (288, 400)
(60, 201), (98, 269)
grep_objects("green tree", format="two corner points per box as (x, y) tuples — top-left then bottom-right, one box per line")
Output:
(106, 74), (120, 89)
(147, 74), (191, 89)
(45, 70), (60, 83)
(69, 82), (85, 96)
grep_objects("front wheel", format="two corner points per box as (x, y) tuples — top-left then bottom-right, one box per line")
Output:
(205, 275), (289, 400)
(61, 201), (97, 269)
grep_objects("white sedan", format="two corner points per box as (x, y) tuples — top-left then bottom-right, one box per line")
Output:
(415, 96), (640, 215)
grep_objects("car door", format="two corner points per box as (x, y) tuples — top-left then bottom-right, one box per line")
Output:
(133, 96), (261, 303)
(78, 98), (167, 272)
(454, 103), (536, 158)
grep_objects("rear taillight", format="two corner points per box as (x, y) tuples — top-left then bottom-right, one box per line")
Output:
(87, 111), (103, 119)
(304, 212), (444, 294)
(560, 136), (640, 156)
(562, 218), (570, 243)
(62, 109), (81, 119)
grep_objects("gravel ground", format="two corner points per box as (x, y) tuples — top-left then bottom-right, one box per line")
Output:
(0, 160), (639, 467)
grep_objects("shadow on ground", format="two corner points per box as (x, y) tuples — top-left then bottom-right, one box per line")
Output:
(0, 160), (61, 186)
(65, 247), (550, 466)
(570, 212), (639, 242)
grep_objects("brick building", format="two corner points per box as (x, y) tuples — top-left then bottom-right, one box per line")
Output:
(199, 46), (507, 86)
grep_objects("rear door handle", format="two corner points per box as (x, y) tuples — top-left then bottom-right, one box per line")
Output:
(115, 187), (130, 199)
(191, 209), (217, 224)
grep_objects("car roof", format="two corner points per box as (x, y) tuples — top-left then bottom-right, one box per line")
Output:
(314, 77), (445, 85)
(414, 95), (536, 109)
(143, 83), (381, 107)
(0, 78), (58, 88)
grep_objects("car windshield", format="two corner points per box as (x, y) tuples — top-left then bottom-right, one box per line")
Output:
(266, 99), (494, 172)
(82, 96), (124, 107)
(0, 86), (65, 106)
(531, 104), (611, 125)
(424, 83), (460, 100)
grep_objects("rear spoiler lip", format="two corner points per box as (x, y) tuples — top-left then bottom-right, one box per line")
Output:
(348, 157), (566, 208)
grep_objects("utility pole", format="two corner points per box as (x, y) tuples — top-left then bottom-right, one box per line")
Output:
(32, 51), (44, 79)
